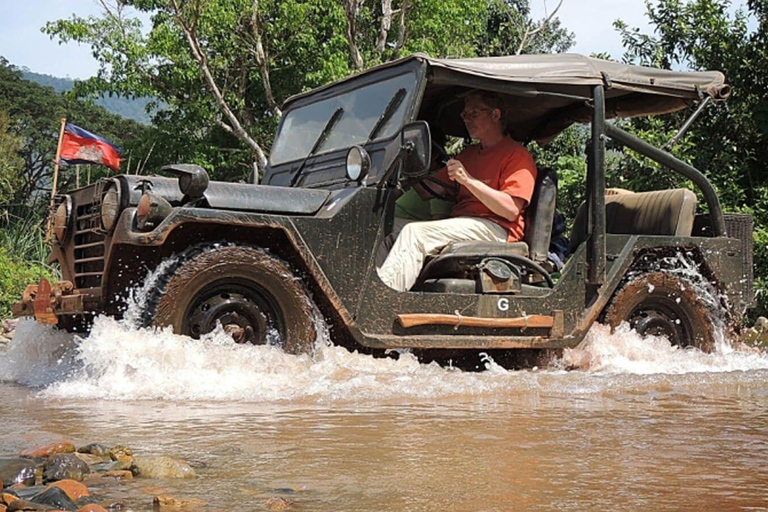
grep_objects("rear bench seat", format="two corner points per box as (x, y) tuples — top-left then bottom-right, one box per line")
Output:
(568, 188), (698, 254)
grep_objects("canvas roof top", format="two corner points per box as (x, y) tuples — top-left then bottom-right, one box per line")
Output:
(284, 53), (729, 143)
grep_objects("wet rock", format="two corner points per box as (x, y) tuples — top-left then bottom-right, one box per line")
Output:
(75, 446), (109, 459)
(262, 497), (293, 511)
(130, 457), (195, 480)
(107, 448), (132, 465)
(6, 498), (52, 511)
(0, 459), (37, 488)
(27, 486), (77, 511)
(43, 455), (90, 483)
(21, 442), (76, 460)
(44, 481), (89, 502)
(101, 472), (131, 481)
(71, 455), (101, 469)
(152, 494), (206, 510)
(88, 461), (130, 474)
(75, 506), (108, 512)
(272, 488), (295, 495)
(1, 493), (19, 506)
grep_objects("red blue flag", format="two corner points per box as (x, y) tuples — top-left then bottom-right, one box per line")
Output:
(60, 122), (123, 172)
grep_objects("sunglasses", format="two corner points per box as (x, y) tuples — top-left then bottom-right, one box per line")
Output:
(459, 108), (492, 120)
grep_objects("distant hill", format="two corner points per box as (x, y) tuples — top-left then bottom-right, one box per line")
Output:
(22, 70), (155, 125)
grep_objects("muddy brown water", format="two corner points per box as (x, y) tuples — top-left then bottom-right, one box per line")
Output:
(2, 317), (768, 511)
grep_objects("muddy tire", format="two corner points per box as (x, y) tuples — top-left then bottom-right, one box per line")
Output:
(143, 245), (316, 354)
(603, 271), (715, 351)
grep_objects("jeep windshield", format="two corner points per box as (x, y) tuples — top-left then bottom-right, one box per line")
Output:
(270, 71), (417, 166)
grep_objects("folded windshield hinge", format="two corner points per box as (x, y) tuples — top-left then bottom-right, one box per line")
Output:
(601, 72), (612, 89)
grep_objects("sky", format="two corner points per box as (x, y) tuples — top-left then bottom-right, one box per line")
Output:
(0, 0), (652, 80)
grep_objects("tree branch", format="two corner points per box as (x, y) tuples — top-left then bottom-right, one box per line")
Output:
(516, 0), (565, 55)
(249, 0), (281, 117)
(344, 0), (365, 70)
(376, 0), (393, 55)
(169, 0), (267, 172)
(392, 0), (408, 59)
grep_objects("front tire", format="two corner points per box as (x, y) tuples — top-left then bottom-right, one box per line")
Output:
(143, 245), (316, 354)
(603, 271), (716, 351)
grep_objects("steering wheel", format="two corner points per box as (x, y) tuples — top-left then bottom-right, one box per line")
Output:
(415, 142), (458, 201)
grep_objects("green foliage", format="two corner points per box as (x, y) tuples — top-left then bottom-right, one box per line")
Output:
(0, 110), (23, 208)
(42, 0), (574, 181)
(0, 58), (158, 210)
(616, 0), (768, 317)
(0, 214), (56, 319)
(0, 248), (54, 319)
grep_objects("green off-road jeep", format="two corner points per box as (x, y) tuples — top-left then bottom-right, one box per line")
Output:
(14, 53), (753, 360)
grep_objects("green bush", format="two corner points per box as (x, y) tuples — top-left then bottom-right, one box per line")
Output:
(0, 247), (54, 319)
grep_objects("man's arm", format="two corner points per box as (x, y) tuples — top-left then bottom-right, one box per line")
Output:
(446, 159), (526, 221)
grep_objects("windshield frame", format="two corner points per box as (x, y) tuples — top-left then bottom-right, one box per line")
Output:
(267, 60), (425, 170)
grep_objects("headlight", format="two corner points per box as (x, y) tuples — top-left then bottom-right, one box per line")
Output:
(136, 193), (172, 231)
(101, 184), (121, 232)
(346, 146), (371, 182)
(53, 196), (72, 243)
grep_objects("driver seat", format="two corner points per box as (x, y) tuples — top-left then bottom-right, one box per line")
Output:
(412, 167), (558, 292)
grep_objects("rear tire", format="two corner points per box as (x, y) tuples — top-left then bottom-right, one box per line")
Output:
(142, 245), (316, 354)
(603, 271), (716, 351)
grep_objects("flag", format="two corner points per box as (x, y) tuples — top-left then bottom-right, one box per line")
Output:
(60, 122), (123, 172)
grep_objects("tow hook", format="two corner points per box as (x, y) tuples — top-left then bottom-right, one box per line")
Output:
(15, 278), (79, 325)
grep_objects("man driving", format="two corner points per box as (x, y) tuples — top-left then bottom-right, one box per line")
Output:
(377, 90), (537, 292)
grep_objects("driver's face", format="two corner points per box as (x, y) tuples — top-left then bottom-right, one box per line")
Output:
(461, 96), (499, 141)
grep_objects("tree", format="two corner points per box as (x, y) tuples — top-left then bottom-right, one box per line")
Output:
(0, 110), (23, 210)
(0, 58), (154, 211)
(44, 0), (573, 181)
(615, 0), (768, 316)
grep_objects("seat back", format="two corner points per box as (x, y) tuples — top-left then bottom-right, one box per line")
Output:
(568, 188), (698, 253)
(524, 167), (558, 263)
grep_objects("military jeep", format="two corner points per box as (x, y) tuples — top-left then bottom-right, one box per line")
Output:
(14, 53), (753, 358)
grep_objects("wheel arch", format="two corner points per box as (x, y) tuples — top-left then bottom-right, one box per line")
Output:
(154, 221), (359, 350)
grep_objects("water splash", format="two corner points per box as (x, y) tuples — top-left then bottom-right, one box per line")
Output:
(1, 313), (766, 403)
(2, 248), (765, 401)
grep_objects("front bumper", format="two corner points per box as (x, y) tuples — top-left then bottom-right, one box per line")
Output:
(12, 278), (86, 325)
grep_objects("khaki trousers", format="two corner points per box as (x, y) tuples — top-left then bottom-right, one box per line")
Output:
(377, 217), (507, 292)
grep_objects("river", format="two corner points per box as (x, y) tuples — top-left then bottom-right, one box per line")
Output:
(2, 315), (768, 511)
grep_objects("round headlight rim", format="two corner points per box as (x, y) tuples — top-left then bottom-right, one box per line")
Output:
(53, 196), (73, 244)
(100, 182), (122, 233)
(346, 145), (371, 183)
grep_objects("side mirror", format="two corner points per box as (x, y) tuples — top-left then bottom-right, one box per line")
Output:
(400, 121), (431, 180)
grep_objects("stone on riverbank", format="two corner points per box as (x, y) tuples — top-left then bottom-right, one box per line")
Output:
(108, 446), (132, 464)
(27, 486), (77, 510)
(21, 441), (76, 459)
(152, 494), (207, 510)
(46, 480), (90, 500)
(131, 457), (195, 480)
(43, 454), (90, 483)
(0, 459), (36, 488)
(76, 505), (108, 512)
(76, 445), (110, 458)
(263, 496), (293, 510)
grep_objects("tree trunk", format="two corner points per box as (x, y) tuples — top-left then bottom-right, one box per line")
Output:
(344, 0), (365, 70)
(376, 0), (393, 55)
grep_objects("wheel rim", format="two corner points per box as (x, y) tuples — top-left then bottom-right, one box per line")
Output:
(627, 299), (694, 346)
(183, 280), (285, 345)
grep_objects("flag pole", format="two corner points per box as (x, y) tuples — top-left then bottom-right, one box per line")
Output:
(47, 118), (67, 243)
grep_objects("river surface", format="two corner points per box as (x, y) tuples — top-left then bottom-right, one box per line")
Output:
(2, 314), (768, 511)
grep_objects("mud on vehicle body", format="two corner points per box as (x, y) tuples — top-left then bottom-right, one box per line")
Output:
(14, 53), (753, 356)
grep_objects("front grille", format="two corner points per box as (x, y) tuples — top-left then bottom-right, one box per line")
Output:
(73, 180), (108, 289)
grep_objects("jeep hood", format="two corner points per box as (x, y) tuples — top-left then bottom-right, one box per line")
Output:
(120, 175), (330, 215)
